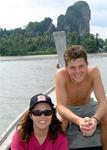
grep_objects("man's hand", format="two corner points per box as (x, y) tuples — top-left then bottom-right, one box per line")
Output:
(79, 117), (97, 136)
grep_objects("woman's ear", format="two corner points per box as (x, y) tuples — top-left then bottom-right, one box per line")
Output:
(29, 113), (32, 119)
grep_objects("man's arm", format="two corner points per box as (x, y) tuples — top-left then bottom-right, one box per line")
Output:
(55, 69), (82, 125)
(80, 66), (107, 136)
(92, 66), (107, 121)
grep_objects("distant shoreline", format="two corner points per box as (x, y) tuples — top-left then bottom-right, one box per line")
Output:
(0, 53), (107, 61)
(88, 52), (107, 57)
(0, 54), (57, 61)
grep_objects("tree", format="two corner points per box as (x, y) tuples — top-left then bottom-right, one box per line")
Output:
(80, 33), (97, 53)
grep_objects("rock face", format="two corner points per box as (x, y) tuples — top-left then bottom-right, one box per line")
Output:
(57, 1), (91, 36)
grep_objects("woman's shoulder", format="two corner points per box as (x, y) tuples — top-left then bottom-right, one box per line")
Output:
(11, 131), (25, 149)
(13, 131), (21, 138)
(12, 131), (24, 143)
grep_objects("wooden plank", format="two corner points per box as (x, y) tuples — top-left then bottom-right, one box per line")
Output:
(53, 31), (66, 68)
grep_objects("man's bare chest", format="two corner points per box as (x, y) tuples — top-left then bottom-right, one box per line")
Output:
(65, 80), (92, 105)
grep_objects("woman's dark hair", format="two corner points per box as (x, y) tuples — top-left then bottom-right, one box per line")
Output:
(16, 106), (64, 143)
(16, 110), (33, 143)
(48, 107), (64, 140)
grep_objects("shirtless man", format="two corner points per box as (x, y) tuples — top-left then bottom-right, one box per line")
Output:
(55, 45), (107, 150)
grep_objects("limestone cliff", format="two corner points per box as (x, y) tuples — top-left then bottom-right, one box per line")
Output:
(57, 1), (91, 36)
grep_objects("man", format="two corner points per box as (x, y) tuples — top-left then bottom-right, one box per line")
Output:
(55, 45), (107, 150)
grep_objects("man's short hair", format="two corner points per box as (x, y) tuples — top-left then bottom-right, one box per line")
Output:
(64, 45), (88, 66)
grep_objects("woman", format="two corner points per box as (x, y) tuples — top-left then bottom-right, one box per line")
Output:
(11, 93), (68, 150)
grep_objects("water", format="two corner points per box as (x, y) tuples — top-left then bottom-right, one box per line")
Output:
(88, 54), (107, 90)
(0, 55), (58, 135)
(0, 54), (107, 136)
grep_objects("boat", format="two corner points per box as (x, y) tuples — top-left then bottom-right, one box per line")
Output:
(0, 31), (103, 150)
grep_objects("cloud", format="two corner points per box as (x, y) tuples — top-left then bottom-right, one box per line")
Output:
(0, 0), (32, 29)
(90, 25), (107, 39)
(0, 0), (107, 39)
(91, 10), (107, 27)
(86, 0), (107, 27)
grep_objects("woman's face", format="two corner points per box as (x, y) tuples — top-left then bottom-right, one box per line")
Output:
(30, 103), (53, 132)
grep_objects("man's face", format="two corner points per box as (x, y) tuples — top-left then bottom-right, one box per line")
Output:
(66, 58), (88, 84)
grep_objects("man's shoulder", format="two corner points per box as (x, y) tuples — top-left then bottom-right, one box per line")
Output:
(88, 65), (100, 79)
(56, 68), (69, 82)
(56, 68), (68, 76)
(88, 65), (99, 73)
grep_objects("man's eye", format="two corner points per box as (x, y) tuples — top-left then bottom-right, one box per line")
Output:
(70, 67), (75, 70)
(79, 65), (84, 68)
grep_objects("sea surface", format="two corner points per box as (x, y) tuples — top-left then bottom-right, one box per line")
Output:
(0, 54), (107, 136)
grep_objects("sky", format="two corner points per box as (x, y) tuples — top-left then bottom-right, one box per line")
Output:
(0, 0), (107, 39)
